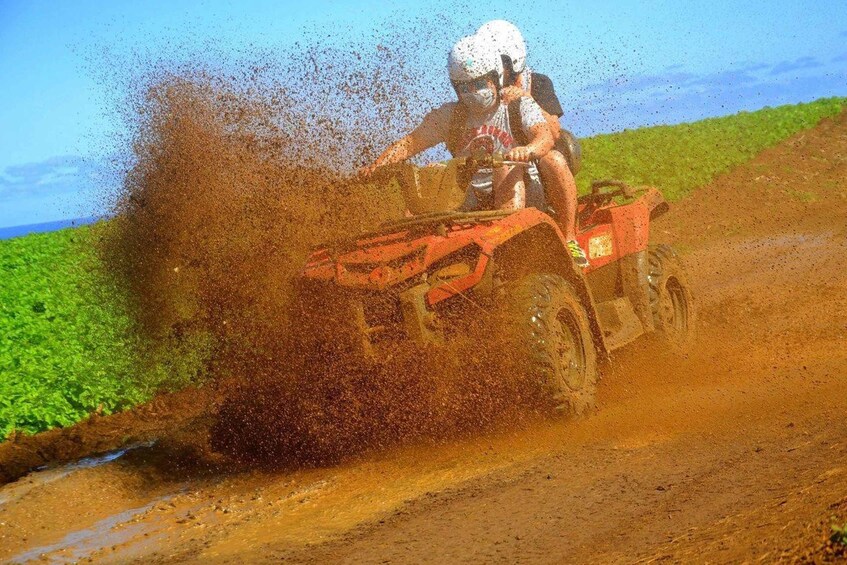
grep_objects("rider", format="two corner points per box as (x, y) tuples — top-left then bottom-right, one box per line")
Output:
(359, 34), (553, 213)
(477, 20), (588, 266)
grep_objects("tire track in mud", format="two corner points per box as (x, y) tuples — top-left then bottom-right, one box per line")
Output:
(1, 111), (846, 563)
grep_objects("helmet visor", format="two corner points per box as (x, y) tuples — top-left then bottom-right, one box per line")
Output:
(452, 73), (497, 94)
(453, 76), (491, 94)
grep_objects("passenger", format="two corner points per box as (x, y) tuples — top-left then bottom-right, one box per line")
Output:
(359, 34), (553, 213)
(477, 20), (588, 266)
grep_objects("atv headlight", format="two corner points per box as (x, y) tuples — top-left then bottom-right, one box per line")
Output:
(429, 245), (480, 283)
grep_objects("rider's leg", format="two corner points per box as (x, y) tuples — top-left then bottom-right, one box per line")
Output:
(493, 165), (526, 210)
(537, 149), (578, 240)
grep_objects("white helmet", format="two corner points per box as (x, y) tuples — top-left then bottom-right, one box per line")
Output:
(477, 20), (527, 75)
(448, 34), (503, 87)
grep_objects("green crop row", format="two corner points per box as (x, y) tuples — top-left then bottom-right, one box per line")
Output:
(1, 97), (844, 439)
(576, 97), (847, 200)
(0, 226), (149, 437)
(0, 225), (210, 438)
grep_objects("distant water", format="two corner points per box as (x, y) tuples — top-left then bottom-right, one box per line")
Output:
(0, 216), (102, 240)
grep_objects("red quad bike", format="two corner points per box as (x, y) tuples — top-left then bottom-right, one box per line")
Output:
(294, 154), (696, 416)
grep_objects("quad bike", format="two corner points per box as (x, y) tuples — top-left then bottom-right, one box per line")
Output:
(293, 153), (696, 416)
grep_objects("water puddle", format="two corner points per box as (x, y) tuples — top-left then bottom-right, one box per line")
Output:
(0, 443), (153, 507)
(6, 494), (170, 564)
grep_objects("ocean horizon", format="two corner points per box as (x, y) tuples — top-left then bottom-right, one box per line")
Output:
(0, 216), (103, 240)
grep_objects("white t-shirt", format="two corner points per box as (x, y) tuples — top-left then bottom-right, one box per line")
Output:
(411, 98), (546, 193)
(413, 98), (545, 155)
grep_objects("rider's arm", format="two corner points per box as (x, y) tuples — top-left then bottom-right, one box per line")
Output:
(506, 97), (554, 162)
(359, 104), (453, 178)
(540, 109), (561, 140)
(500, 94), (560, 141)
(505, 122), (553, 162)
(359, 133), (430, 178)
(526, 122), (554, 158)
(365, 133), (430, 173)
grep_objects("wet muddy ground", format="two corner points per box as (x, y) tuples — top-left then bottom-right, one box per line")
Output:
(1, 112), (846, 563)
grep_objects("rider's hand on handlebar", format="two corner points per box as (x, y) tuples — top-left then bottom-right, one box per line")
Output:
(505, 146), (535, 163)
(357, 163), (379, 179)
(499, 86), (528, 105)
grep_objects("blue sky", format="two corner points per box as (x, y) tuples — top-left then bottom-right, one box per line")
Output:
(0, 0), (845, 227)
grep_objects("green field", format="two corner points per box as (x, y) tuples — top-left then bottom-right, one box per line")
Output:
(1, 97), (844, 439)
(576, 97), (847, 199)
(0, 227), (150, 437)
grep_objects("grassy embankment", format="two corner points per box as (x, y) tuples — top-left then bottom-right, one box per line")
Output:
(576, 97), (846, 199)
(1, 97), (845, 439)
(0, 226), (206, 438)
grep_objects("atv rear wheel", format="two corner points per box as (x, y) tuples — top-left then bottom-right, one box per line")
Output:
(647, 244), (696, 349)
(498, 273), (598, 416)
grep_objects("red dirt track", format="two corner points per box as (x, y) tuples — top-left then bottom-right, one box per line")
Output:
(1, 112), (846, 563)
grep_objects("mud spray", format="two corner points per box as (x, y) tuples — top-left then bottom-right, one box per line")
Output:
(98, 27), (541, 467)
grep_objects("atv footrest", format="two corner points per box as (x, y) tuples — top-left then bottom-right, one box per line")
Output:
(594, 297), (645, 351)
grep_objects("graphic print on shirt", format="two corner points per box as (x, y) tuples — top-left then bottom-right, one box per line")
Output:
(459, 124), (516, 156)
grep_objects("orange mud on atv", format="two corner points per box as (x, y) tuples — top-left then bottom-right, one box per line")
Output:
(295, 156), (696, 416)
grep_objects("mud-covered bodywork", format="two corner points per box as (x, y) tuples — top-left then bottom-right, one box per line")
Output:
(305, 209), (554, 305)
(301, 210), (540, 355)
(300, 185), (675, 359)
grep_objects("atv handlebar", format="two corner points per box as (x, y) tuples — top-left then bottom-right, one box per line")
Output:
(464, 150), (533, 170)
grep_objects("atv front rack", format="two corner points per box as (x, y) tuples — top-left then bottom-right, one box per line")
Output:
(314, 210), (516, 255)
(381, 209), (515, 231)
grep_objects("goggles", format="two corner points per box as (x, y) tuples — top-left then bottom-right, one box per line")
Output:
(453, 76), (492, 94)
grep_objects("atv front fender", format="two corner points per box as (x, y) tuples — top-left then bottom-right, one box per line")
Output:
(482, 216), (611, 361)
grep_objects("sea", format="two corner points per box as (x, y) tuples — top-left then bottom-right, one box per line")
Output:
(0, 216), (102, 240)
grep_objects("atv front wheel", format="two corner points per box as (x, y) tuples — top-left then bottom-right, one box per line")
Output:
(498, 273), (598, 416)
(647, 244), (696, 350)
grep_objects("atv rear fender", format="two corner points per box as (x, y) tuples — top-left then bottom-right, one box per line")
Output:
(641, 187), (669, 220)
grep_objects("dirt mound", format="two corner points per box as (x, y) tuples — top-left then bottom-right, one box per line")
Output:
(0, 385), (216, 484)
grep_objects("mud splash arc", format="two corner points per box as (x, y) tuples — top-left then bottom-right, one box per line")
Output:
(99, 30), (537, 467)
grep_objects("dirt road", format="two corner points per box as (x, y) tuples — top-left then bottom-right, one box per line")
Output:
(1, 112), (846, 564)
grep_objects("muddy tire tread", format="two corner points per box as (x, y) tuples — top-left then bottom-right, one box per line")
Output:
(499, 273), (598, 416)
(647, 243), (697, 348)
